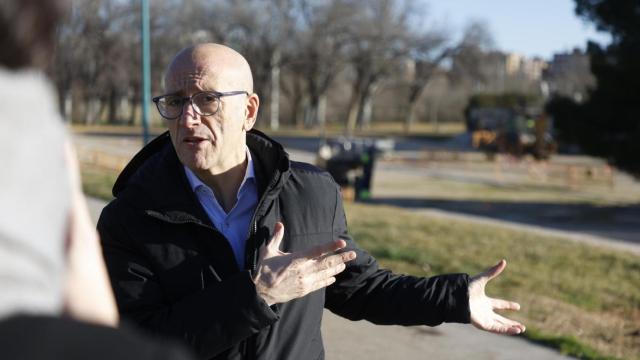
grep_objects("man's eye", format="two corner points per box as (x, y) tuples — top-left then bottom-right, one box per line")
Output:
(165, 98), (182, 107)
(201, 94), (216, 103)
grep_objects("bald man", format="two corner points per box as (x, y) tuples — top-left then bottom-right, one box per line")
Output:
(98, 43), (525, 360)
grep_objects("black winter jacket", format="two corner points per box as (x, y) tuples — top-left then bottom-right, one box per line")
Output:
(98, 130), (471, 360)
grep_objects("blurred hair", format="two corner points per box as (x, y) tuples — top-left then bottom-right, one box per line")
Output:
(0, 0), (69, 70)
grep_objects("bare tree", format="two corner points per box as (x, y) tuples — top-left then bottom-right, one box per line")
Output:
(51, 0), (498, 129)
(210, 0), (298, 130)
(402, 30), (449, 132)
(284, 0), (353, 130)
(449, 21), (498, 92)
(53, 0), (140, 124)
(403, 20), (494, 132)
(343, 0), (413, 134)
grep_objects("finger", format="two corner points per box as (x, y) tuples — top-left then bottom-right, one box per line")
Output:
(307, 262), (347, 285)
(268, 222), (285, 251)
(488, 259), (507, 281)
(490, 298), (521, 311)
(297, 239), (347, 260)
(494, 314), (526, 334)
(505, 325), (525, 335)
(305, 275), (338, 295)
(474, 259), (506, 283)
(308, 251), (356, 272)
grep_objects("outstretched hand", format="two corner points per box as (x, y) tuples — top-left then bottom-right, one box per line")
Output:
(253, 222), (356, 306)
(468, 259), (525, 335)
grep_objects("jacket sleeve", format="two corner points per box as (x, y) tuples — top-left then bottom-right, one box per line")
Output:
(97, 201), (279, 359)
(324, 184), (470, 326)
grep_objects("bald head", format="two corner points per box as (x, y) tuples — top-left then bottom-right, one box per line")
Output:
(165, 43), (253, 94)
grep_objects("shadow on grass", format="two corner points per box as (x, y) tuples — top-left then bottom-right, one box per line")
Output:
(365, 197), (640, 245)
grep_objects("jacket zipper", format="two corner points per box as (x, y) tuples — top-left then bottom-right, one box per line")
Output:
(147, 210), (258, 359)
(244, 172), (281, 360)
(250, 221), (258, 273)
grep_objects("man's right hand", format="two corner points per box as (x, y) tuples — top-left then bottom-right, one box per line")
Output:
(253, 222), (356, 306)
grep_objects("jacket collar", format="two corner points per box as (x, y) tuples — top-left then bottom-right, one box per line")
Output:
(112, 129), (291, 225)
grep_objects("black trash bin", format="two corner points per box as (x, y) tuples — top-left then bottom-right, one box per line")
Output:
(316, 138), (378, 201)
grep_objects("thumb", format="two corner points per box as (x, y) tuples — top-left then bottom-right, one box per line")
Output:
(471, 259), (506, 284)
(268, 222), (285, 252)
(484, 259), (507, 282)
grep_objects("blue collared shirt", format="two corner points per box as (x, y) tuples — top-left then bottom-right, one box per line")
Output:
(184, 148), (258, 269)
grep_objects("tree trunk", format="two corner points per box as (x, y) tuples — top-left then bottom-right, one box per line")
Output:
(304, 101), (316, 129)
(317, 94), (327, 137)
(404, 81), (428, 134)
(357, 79), (378, 131)
(404, 100), (418, 134)
(305, 91), (327, 130)
(346, 91), (360, 137)
(86, 99), (102, 124)
(360, 92), (372, 130)
(129, 98), (138, 126)
(294, 95), (307, 129)
(64, 95), (72, 123)
(107, 89), (117, 124)
(57, 89), (72, 122)
(431, 97), (440, 134)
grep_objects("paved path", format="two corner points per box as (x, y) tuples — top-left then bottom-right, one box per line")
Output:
(86, 196), (572, 360)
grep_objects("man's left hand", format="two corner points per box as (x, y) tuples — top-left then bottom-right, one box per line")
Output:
(468, 259), (525, 335)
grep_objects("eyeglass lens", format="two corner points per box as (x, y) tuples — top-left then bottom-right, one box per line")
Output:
(159, 92), (219, 118)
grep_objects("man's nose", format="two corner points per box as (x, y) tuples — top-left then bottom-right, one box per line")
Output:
(179, 100), (200, 126)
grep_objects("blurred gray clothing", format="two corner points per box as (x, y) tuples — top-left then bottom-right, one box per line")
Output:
(0, 67), (69, 320)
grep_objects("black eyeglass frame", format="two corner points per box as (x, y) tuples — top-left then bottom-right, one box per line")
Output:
(152, 90), (249, 120)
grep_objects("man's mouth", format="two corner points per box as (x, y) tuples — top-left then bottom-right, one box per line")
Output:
(183, 136), (208, 144)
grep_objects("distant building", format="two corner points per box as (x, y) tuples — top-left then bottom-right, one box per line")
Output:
(522, 57), (547, 81)
(505, 53), (547, 81)
(544, 48), (595, 102)
(505, 53), (522, 76)
(469, 51), (547, 94)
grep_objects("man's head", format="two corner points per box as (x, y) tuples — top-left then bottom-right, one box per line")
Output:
(161, 43), (259, 175)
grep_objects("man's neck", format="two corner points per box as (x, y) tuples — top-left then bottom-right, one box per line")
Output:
(196, 152), (248, 213)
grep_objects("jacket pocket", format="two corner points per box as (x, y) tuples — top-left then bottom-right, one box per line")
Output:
(159, 255), (221, 302)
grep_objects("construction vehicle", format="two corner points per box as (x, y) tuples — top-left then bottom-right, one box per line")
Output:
(465, 93), (556, 160)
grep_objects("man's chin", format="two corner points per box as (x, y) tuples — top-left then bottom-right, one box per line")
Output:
(177, 151), (210, 173)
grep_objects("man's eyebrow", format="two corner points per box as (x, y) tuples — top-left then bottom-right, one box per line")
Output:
(162, 90), (183, 97)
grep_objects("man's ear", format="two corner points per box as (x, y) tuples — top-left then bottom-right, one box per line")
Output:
(243, 93), (260, 131)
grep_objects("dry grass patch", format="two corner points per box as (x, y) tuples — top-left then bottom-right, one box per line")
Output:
(80, 163), (118, 201)
(344, 202), (640, 360)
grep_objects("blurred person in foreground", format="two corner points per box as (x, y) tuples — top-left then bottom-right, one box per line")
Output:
(0, 1), (194, 359)
(98, 42), (526, 360)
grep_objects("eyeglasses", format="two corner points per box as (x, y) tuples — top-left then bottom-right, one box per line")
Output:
(152, 90), (249, 120)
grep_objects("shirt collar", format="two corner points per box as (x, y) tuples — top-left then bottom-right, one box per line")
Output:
(184, 146), (255, 194)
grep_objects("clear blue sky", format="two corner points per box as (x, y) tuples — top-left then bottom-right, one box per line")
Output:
(422, 0), (611, 60)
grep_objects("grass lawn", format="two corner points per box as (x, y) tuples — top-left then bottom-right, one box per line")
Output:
(81, 164), (119, 201)
(81, 163), (639, 360)
(345, 202), (639, 360)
